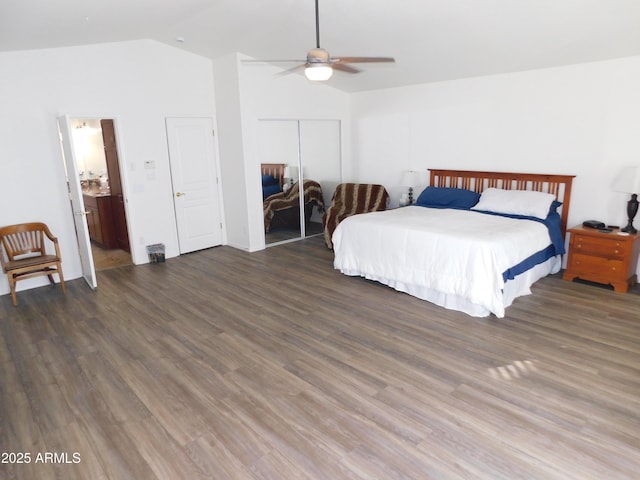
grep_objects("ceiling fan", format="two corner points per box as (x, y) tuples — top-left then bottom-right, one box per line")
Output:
(250, 0), (395, 81)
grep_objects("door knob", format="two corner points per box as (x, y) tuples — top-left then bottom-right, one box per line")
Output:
(175, 192), (186, 197)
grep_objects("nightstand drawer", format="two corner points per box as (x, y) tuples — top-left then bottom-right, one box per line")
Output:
(568, 253), (627, 277)
(572, 235), (629, 259)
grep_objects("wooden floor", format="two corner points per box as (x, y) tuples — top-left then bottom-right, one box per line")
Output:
(1, 236), (639, 479)
(265, 221), (324, 245)
(91, 244), (132, 271)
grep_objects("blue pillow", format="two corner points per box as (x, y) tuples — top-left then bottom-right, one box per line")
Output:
(416, 187), (480, 210)
(262, 174), (279, 187)
(263, 184), (281, 200)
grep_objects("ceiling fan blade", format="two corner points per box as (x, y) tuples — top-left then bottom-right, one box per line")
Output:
(332, 56), (395, 64)
(274, 64), (306, 77)
(332, 63), (361, 74)
(242, 59), (306, 64)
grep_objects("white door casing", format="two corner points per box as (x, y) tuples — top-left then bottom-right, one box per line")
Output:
(166, 117), (223, 254)
(57, 115), (98, 289)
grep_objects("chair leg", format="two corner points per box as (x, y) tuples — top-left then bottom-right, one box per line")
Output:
(8, 274), (17, 306)
(57, 264), (67, 294)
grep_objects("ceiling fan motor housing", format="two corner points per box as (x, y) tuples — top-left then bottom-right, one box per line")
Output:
(307, 48), (330, 64)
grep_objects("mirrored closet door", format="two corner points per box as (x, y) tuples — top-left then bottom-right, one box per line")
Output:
(259, 119), (341, 246)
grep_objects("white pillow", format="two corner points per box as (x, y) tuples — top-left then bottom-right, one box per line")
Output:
(471, 187), (555, 219)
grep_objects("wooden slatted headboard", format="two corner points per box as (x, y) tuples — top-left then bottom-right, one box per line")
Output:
(261, 163), (285, 187)
(429, 169), (575, 236)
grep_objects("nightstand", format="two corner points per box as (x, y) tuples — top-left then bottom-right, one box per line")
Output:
(563, 225), (640, 292)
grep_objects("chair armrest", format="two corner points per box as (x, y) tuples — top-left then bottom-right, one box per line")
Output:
(40, 225), (62, 258)
(41, 224), (57, 242)
(52, 237), (62, 259)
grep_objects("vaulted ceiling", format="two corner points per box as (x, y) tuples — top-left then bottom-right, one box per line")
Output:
(2, 0), (640, 92)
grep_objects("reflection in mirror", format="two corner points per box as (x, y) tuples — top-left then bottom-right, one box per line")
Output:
(259, 120), (302, 244)
(71, 119), (106, 187)
(299, 120), (341, 238)
(69, 117), (132, 270)
(259, 119), (342, 246)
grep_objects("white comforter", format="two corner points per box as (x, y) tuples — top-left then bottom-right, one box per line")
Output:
(332, 206), (554, 318)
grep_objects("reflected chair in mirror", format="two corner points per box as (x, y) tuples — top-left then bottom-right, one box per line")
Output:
(0, 222), (67, 306)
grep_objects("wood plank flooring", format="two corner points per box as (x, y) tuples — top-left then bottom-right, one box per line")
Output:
(1, 236), (639, 479)
(91, 244), (132, 271)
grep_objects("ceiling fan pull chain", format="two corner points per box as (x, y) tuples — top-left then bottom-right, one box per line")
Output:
(315, 0), (321, 48)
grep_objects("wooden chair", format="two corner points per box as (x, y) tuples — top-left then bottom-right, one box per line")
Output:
(0, 222), (66, 306)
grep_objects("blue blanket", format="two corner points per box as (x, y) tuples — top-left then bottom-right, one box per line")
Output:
(471, 209), (564, 282)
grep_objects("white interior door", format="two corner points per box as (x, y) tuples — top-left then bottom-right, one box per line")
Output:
(166, 117), (222, 253)
(57, 115), (97, 289)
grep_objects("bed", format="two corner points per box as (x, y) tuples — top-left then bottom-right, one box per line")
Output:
(261, 163), (325, 232)
(332, 169), (575, 318)
(261, 163), (286, 200)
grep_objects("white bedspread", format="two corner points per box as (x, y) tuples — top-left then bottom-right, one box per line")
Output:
(332, 206), (554, 318)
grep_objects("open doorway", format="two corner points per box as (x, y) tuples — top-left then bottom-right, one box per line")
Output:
(70, 118), (131, 271)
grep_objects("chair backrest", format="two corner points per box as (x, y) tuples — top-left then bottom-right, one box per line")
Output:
(329, 183), (390, 212)
(0, 222), (52, 262)
(322, 183), (390, 249)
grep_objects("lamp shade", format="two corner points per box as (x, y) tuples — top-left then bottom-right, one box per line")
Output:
(284, 165), (299, 179)
(612, 166), (640, 194)
(401, 170), (421, 187)
(305, 64), (333, 81)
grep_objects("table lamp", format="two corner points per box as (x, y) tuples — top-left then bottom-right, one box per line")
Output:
(612, 166), (640, 234)
(284, 165), (299, 188)
(401, 170), (420, 205)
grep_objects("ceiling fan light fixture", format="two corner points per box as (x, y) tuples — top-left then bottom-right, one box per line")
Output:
(304, 64), (333, 81)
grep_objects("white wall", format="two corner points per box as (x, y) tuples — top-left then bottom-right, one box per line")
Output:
(0, 40), (218, 296)
(212, 53), (249, 251)
(350, 55), (640, 275)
